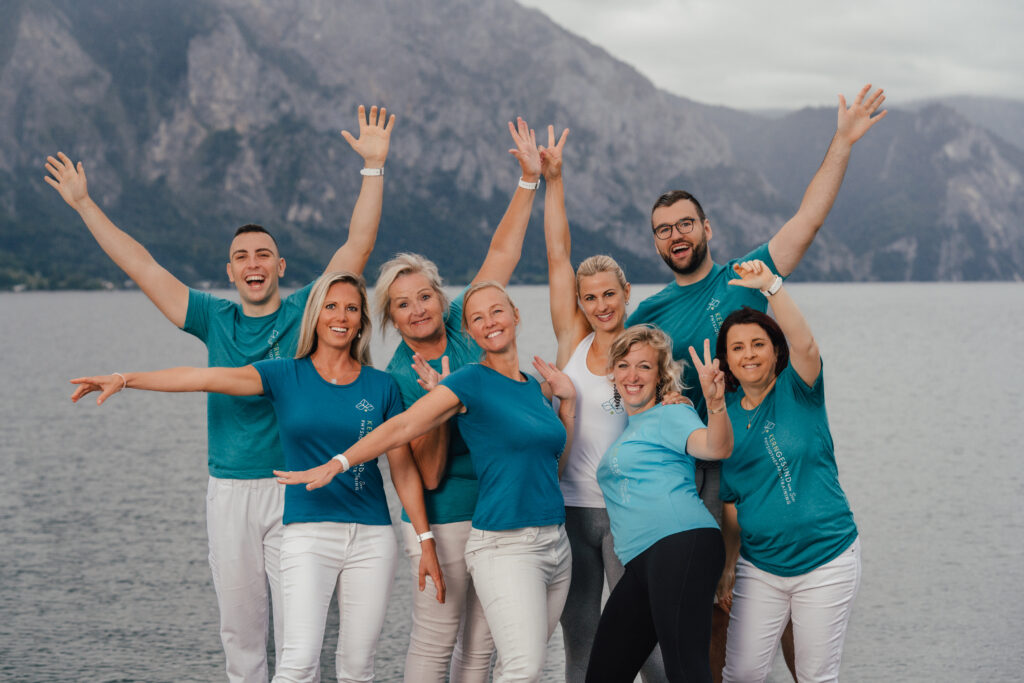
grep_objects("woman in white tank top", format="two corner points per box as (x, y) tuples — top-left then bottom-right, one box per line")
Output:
(540, 127), (670, 683)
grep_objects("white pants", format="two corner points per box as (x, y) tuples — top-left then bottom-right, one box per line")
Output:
(464, 525), (572, 683)
(272, 522), (398, 683)
(723, 538), (861, 683)
(207, 476), (285, 683)
(401, 521), (494, 682)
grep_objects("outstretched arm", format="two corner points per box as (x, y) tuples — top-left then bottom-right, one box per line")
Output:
(728, 260), (820, 386)
(685, 339), (732, 460)
(325, 105), (396, 275)
(387, 444), (446, 603)
(471, 117), (542, 286)
(45, 153), (190, 327)
(275, 385), (463, 489)
(70, 365), (263, 406)
(540, 126), (586, 368)
(769, 84), (887, 277)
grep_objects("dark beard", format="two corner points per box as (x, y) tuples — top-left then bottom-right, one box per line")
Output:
(660, 237), (709, 276)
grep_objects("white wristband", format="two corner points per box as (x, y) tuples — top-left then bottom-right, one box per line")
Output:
(518, 177), (540, 190)
(332, 454), (351, 472)
(360, 167), (384, 176)
(761, 275), (783, 297)
(416, 530), (435, 543)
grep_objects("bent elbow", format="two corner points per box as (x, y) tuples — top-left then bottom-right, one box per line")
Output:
(422, 473), (443, 491)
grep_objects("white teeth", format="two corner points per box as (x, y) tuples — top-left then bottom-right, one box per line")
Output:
(245, 275), (265, 283)
(486, 330), (502, 339)
(329, 327), (348, 333)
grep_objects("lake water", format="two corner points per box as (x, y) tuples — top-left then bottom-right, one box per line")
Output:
(1, 283), (1022, 682)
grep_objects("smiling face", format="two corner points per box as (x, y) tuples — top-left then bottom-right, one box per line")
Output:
(611, 342), (661, 414)
(725, 322), (779, 390)
(463, 285), (519, 355)
(651, 199), (710, 276)
(226, 231), (285, 307)
(315, 281), (363, 353)
(578, 270), (630, 334)
(387, 272), (445, 344)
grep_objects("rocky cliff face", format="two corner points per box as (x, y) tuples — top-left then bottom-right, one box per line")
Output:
(2, 0), (1022, 288)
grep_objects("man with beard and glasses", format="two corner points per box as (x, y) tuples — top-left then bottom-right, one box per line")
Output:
(626, 84), (887, 679)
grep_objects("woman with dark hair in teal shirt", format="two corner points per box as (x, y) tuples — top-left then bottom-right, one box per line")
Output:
(714, 259), (860, 683)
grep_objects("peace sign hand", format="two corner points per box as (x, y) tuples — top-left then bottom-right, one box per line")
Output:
(687, 339), (725, 407)
(728, 259), (777, 291)
(412, 353), (450, 392)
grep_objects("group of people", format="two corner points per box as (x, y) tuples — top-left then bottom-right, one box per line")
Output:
(54, 85), (886, 683)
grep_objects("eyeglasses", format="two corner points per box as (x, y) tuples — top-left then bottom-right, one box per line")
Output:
(652, 218), (700, 240)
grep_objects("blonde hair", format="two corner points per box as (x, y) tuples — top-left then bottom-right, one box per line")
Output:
(295, 271), (372, 365)
(374, 253), (450, 333)
(460, 280), (517, 331)
(576, 254), (628, 294)
(607, 325), (685, 395)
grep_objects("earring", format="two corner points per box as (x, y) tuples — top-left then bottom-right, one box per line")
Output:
(613, 386), (621, 409)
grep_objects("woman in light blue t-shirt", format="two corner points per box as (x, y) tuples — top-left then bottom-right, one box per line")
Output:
(714, 260), (860, 683)
(278, 281), (577, 683)
(70, 271), (442, 682)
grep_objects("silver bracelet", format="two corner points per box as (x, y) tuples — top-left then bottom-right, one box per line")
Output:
(112, 372), (127, 390)
(360, 167), (384, 177)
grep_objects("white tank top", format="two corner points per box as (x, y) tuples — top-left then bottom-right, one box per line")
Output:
(559, 332), (627, 507)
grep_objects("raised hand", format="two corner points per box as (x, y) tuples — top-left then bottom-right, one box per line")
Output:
(274, 459), (344, 491)
(412, 353), (450, 392)
(533, 356), (576, 402)
(508, 117), (541, 181)
(539, 125), (570, 182)
(44, 152), (90, 209)
(687, 339), (725, 406)
(728, 259), (777, 291)
(836, 84), (887, 146)
(341, 105), (396, 168)
(70, 373), (126, 406)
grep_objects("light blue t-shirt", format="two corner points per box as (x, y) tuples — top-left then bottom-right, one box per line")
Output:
(184, 283), (312, 478)
(387, 289), (481, 525)
(597, 403), (718, 565)
(627, 243), (777, 418)
(254, 358), (404, 526)
(440, 364), (566, 531)
(720, 362), (858, 577)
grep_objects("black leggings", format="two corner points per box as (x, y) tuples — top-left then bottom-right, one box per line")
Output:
(584, 527), (725, 683)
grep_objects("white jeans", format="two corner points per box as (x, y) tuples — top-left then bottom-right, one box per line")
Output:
(401, 521), (494, 683)
(723, 538), (861, 683)
(272, 522), (397, 683)
(207, 476), (285, 683)
(464, 525), (572, 683)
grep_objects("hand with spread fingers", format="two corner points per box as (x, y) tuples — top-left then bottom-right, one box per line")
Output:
(727, 259), (778, 291)
(341, 104), (396, 169)
(275, 459), (345, 491)
(508, 116), (542, 182)
(44, 152), (91, 210)
(687, 338), (725, 408)
(532, 356), (576, 403)
(412, 353), (450, 392)
(70, 374), (126, 406)
(539, 125), (570, 182)
(836, 83), (887, 146)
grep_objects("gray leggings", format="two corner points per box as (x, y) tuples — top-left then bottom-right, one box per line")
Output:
(560, 506), (669, 683)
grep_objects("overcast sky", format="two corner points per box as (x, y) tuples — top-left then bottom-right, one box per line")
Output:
(516, 0), (1024, 110)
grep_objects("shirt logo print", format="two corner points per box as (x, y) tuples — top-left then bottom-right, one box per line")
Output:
(763, 420), (775, 433)
(707, 298), (721, 311)
(601, 398), (623, 415)
(355, 399), (374, 412)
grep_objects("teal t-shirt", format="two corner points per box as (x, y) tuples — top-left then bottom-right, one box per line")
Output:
(254, 358), (404, 526)
(183, 283), (313, 478)
(387, 290), (481, 525)
(627, 243), (777, 418)
(440, 364), (566, 531)
(720, 362), (858, 577)
(597, 404), (718, 565)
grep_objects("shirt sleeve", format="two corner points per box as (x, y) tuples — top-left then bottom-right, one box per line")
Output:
(440, 364), (480, 412)
(382, 375), (406, 420)
(658, 405), (704, 458)
(183, 288), (214, 341)
(252, 358), (282, 402)
(781, 360), (825, 407)
(733, 242), (782, 280)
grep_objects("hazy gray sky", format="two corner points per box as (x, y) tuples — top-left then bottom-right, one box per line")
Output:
(516, 0), (1024, 110)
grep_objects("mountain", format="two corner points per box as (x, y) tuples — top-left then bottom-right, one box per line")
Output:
(2, 0), (1023, 289)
